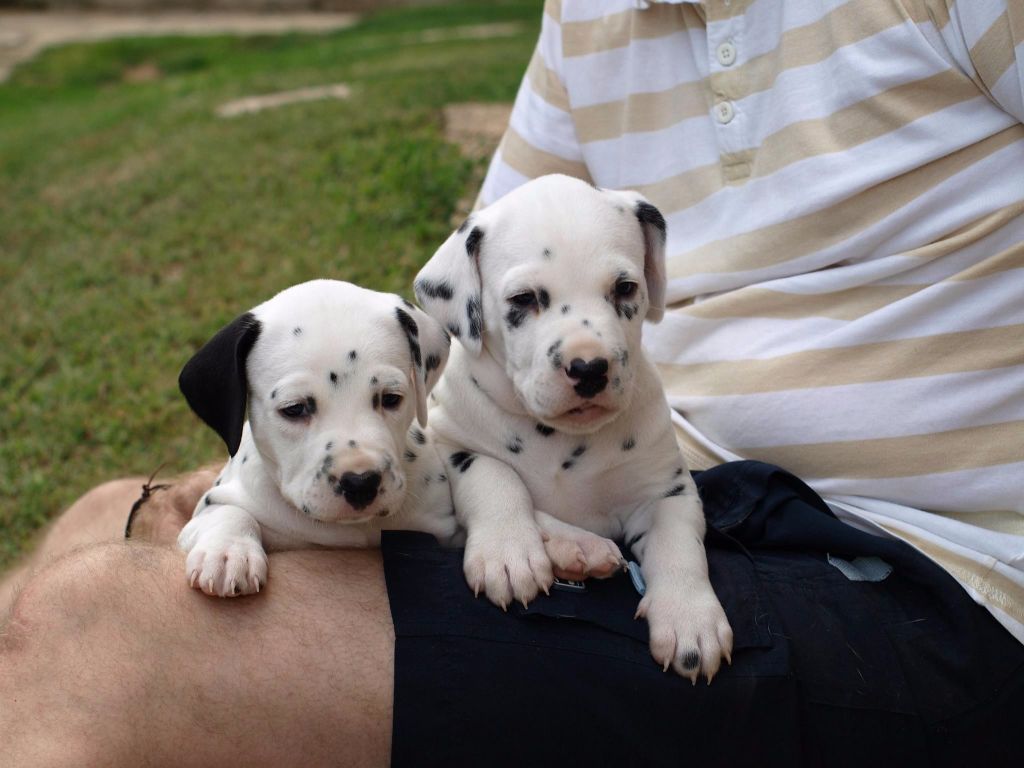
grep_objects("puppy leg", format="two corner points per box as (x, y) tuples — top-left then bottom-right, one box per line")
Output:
(628, 488), (733, 684)
(177, 506), (268, 598)
(446, 450), (553, 610)
(535, 511), (625, 580)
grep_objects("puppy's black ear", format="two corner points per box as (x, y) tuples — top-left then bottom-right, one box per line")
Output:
(414, 217), (485, 356)
(179, 312), (262, 456)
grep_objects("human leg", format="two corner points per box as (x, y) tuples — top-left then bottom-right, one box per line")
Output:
(0, 542), (393, 768)
(0, 468), (215, 613)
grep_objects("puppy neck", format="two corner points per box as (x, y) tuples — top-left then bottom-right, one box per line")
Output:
(463, 342), (530, 417)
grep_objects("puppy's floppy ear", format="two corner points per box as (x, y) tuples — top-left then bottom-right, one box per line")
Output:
(605, 190), (668, 323)
(179, 312), (262, 456)
(394, 301), (451, 427)
(414, 218), (485, 356)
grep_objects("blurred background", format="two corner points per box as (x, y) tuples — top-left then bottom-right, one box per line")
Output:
(0, 0), (538, 567)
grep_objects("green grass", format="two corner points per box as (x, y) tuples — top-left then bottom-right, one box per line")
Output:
(0, 1), (541, 568)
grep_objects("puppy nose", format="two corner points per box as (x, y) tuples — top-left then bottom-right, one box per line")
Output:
(566, 357), (609, 397)
(335, 470), (382, 509)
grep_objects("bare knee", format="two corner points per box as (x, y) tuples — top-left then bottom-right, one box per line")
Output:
(4, 541), (159, 643)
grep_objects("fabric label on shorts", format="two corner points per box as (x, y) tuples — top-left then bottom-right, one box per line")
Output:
(827, 554), (893, 582)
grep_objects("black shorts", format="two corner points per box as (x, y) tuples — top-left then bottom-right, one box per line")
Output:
(382, 461), (1024, 768)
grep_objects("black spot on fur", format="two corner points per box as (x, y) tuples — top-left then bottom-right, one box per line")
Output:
(560, 304), (570, 315)
(403, 449), (417, 462)
(293, 327), (302, 336)
(447, 323), (462, 338)
(547, 339), (563, 371)
(302, 504), (312, 516)
(370, 376), (378, 385)
(326, 441), (334, 451)
(349, 440), (357, 448)
(457, 216), (472, 234)
(438, 473), (447, 483)
(349, 350), (358, 361)
(465, 226), (484, 258)
(330, 372), (338, 384)
(304, 398), (317, 416)
(536, 423), (555, 436)
(674, 467), (684, 477)
(466, 296), (483, 340)
(242, 454), (249, 463)
(450, 451), (476, 473)
(582, 318), (591, 328)
(572, 444), (587, 458)
(395, 307), (422, 368)
(538, 289), (550, 309)
(543, 247), (552, 259)
(425, 353), (442, 373)
(415, 278), (455, 302)
(681, 651), (700, 670)
(401, 298), (414, 310)
(561, 460), (574, 470)
(411, 427), (426, 445)
(204, 495), (213, 506)
(664, 484), (687, 498)
(270, 389), (277, 400)
(505, 305), (529, 330)
(470, 375), (482, 389)
(622, 437), (636, 451)
(507, 435), (524, 454)
(636, 201), (667, 241)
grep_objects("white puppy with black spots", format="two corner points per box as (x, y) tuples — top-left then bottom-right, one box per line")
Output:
(177, 280), (458, 597)
(415, 174), (733, 682)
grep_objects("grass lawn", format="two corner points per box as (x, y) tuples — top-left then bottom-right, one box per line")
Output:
(0, 0), (541, 569)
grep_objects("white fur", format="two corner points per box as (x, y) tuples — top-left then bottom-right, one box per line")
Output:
(177, 280), (458, 597)
(416, 175), (733, 682)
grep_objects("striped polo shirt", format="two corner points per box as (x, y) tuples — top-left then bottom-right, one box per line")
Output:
(478, 0), (1024, 640)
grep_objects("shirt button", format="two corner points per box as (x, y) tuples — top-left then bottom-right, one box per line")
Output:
(714, 101), (735, 124)
(716, 41), (737, 67)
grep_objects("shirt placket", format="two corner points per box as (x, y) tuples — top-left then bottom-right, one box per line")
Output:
(705, 0), (753, 183)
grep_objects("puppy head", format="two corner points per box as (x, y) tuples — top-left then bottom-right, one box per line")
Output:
(415, 174), (666, 435)
(179, 280), (449, 523)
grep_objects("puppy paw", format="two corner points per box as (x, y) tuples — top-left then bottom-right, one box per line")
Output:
(184, 536), (269, 598)
(637, 586), (733, 684)
(463, 525), (553, 610)
(542, 528), (625, 580)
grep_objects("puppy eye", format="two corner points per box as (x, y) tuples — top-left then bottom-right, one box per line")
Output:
(279, 402), (310, 419)
(509, 292), (538, 308)
(614, 280), (639, 299)
(381, 393), (403, 410)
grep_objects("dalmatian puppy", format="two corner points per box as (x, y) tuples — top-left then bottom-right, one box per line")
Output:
(414, 174), (733, 682)
(177, 280), (457, 597)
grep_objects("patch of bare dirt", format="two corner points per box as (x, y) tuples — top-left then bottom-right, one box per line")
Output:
(443, 101), (512, 222)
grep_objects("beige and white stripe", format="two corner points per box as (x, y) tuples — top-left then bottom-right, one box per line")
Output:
(478, 0), (1024, 642)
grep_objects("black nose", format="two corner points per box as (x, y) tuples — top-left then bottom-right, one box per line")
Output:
(335, 471), (382, 509)
(566, 357), (609, 398)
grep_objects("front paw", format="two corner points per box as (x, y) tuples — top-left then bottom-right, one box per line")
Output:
(463, 525), (553, 610)
(184, 536), (269, 598)
(542, 528), (625, 580)
(636, 587), (733, 683)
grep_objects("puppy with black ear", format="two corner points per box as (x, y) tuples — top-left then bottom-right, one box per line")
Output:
(177, 280), (457, 597)
(415, 174), (732, 682)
